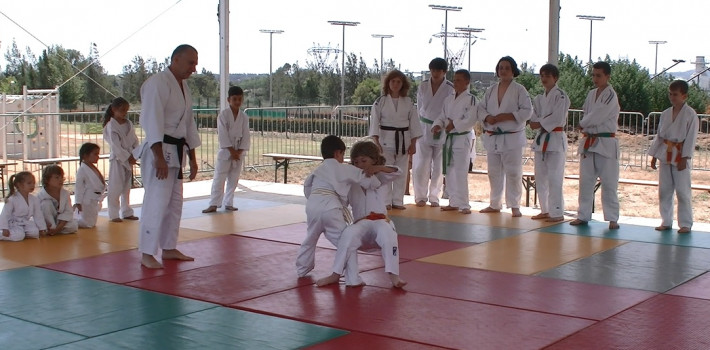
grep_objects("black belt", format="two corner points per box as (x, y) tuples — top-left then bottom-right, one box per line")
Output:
(380, 125), (409, 155)
(163, 135), (188, 179)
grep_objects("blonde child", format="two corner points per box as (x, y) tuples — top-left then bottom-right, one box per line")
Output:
(38, 165), (78, 235)
(648, 80), (698, 234)
(317, 140), (406, 288)
(74, 143), (106, 228)
(103, 97), (139, 222)
(0, 172), (47, 241)
(203, 86), (250, 213)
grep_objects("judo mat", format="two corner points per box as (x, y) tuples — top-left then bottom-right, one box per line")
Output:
(3, 180), (710, 349)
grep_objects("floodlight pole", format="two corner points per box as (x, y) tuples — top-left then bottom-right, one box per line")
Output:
(576, 15), (605, 65)
(652, 59), (685, 80)
(372, 34), (394, 75)
(649, 40), (667, 76)
(455, 26), (484, 71)
(260, 29), (284, 107)
(429, 5), (462, 63)
(329, 20), (360, 106)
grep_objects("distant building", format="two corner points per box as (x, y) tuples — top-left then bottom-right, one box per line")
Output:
(690, 56), (709, 90)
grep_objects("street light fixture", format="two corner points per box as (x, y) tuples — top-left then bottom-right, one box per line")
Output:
(429, 5), (462, 63)
(455, 26), (484, 72)
(371, 34), (394, 75)
(648, 40), (667, 76)
(259, 29), (284, 107)
(652, 59), (685, 80)
(576, 15), (605, 65)
(328, 20), (360, 106)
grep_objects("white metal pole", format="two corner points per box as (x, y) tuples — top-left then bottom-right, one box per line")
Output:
(218, 0), (229, 112)
(548, 0), (560, 64)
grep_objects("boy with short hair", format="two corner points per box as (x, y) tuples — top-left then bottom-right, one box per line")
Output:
(203, 86), (250, 213)
(571, 61), (621, 229)
(296, 135), (381, 283)
(432, 69), (478, 214)
(530, 64), (570, 222)
(412, 57), (454, 207)
(647, 80), (698, 233)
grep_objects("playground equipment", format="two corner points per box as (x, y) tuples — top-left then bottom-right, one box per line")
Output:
(1, 86), (60, 161)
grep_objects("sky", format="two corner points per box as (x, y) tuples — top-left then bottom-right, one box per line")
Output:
(0, 0), (708, 77)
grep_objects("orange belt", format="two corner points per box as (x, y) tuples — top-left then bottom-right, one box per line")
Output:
(582, 132), (615, 151)
(354, 212), (389, 224)
(663, 139), (684, 164)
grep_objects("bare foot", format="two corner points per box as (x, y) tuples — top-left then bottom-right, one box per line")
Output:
(316, 273), (341, 287)
(224, 206), (238, 211)
(346, 281), (366, 288)
(430, 202), (440, 208)
(678, 227), (691, 234)
(391, 205), (406, 210)
(570, 219), (587, 226)
(479, 207), (500, 213)
(441, 205), (459, 211)
(511, 208), (522, 217)
(460, 208), (472, 214)
(111, 218), (123, 223)
(416, 201), (426, 207)
(386, 205), (392, 210)
(141, 254), (164, 269)
(201, 206), (217, 213)
(655, 225), (671, 231)
(162, 249), (194, 261)
(609, 221), (620, 229)
(123, 215), (139, 220)
(531, 213), (549, 220)
(389, 273), (407, 288)
(546, 216), (564, 222)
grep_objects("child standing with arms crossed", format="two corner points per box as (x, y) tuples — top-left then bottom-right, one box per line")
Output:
(74, 143), (106, 228)
(648, 80), (698, 234)
(203, 86), (250, 213)
(103, 97), (139, 222)
(38, 165), (78, 235)
(530, 64), (570, 222)
(571, 61), (621, 229)
(0, 172), (46, 241)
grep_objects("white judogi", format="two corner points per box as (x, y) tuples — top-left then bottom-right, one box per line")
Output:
(0, 192), (45, 241)
(369, 95), (423, 206)
(531, 85), (570, 218)
(413, 79), (454, 204)
(332, 168), (402, 283)
(434, 91), (479, 210)
(478, 81), (533, 209)
(647, 103), (698, 228)
(576, 85), (621, 222)
(208, 107), (250, 208)
(38, 188), (78, 234)
(135, 69), (201, 256)
(296, 158), (381, 282)
(75, 162), (106, 228)
(104, 118), (139, 220)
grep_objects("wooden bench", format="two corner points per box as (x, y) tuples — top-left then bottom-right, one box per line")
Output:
(262, 153), (325, 184)
(0, 161), (18, 198)
(469, 169), (537, 207)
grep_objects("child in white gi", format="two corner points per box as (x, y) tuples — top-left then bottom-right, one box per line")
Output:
(432, 69), (479, 214)
(648, 80), (698, 234)
(478, 56), (533, 217)
(38, 165), (78, 235)
(0, 172), (46, 241)
(203, 86), (250, 213)
(530, 64), (570, 223)
(412, 58), (454, 207)
(296, 135), (382, 281)
(316, 140), (406, 288)
(103, 97), (139, 222)
(369, 69), (423, 210)
(74, 143), (107, 228)
(570, 61), (621, 229)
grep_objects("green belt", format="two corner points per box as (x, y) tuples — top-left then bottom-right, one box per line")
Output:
(419, 116), (435, 124)
(442, 131), (471, 175)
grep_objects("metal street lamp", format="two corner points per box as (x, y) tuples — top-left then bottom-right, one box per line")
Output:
(455, 26), (484, 72)
(259, 29), (284, 107)
(648, 40), (667, 76)
(371, 34), (394, 75)
(652, 59), (685, 80)
(328, 20), (360, 106)
(429, 5), (462, 63)
(576, 15), (605, 65)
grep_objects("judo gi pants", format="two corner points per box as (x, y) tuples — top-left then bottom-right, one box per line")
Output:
(487, 147), (524, 210)
(658, 161), (693, 228)
(209, 158), (243, 208)
(577, 152), (619, 222)
(383, 150), (410, 207)
(39, 202), (78, 234)
(534, 150), (565, 217)
(107, 160), (135, 220)
(333, 219), (400, 279)
(445, 147), (471, 210)
(412, 141), (443, 204)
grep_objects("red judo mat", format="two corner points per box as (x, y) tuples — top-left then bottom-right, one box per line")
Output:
(308, 331), (449, 349)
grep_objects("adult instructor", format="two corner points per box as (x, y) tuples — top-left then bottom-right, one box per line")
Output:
(136, 44), (201, 268)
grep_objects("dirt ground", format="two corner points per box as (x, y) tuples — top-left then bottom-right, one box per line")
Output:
(240, 156), (710, 224)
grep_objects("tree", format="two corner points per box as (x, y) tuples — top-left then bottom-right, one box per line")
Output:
(120, 55), (156, 103)
(351, 78), (381, 105)
(556, 54), (591, 109)
(516, 62), (543, 97)
(609, 57), (651, 115)
(83, 43), (114, 107)
(36, 45), (84, 109)
(187, 68), (219, 105)
(2, 39), (37, 94)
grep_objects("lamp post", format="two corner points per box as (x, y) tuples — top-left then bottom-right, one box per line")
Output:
(455, 26), (484, 72)
(652, 59), (685, 80)
(259, 29), (284, 107)
(371, 34), (394, 75)
(576, 15), (605, 65)
(328, 20), (360, 106)
(429, 4), (462, 63)
(648, 40), (667, 76)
